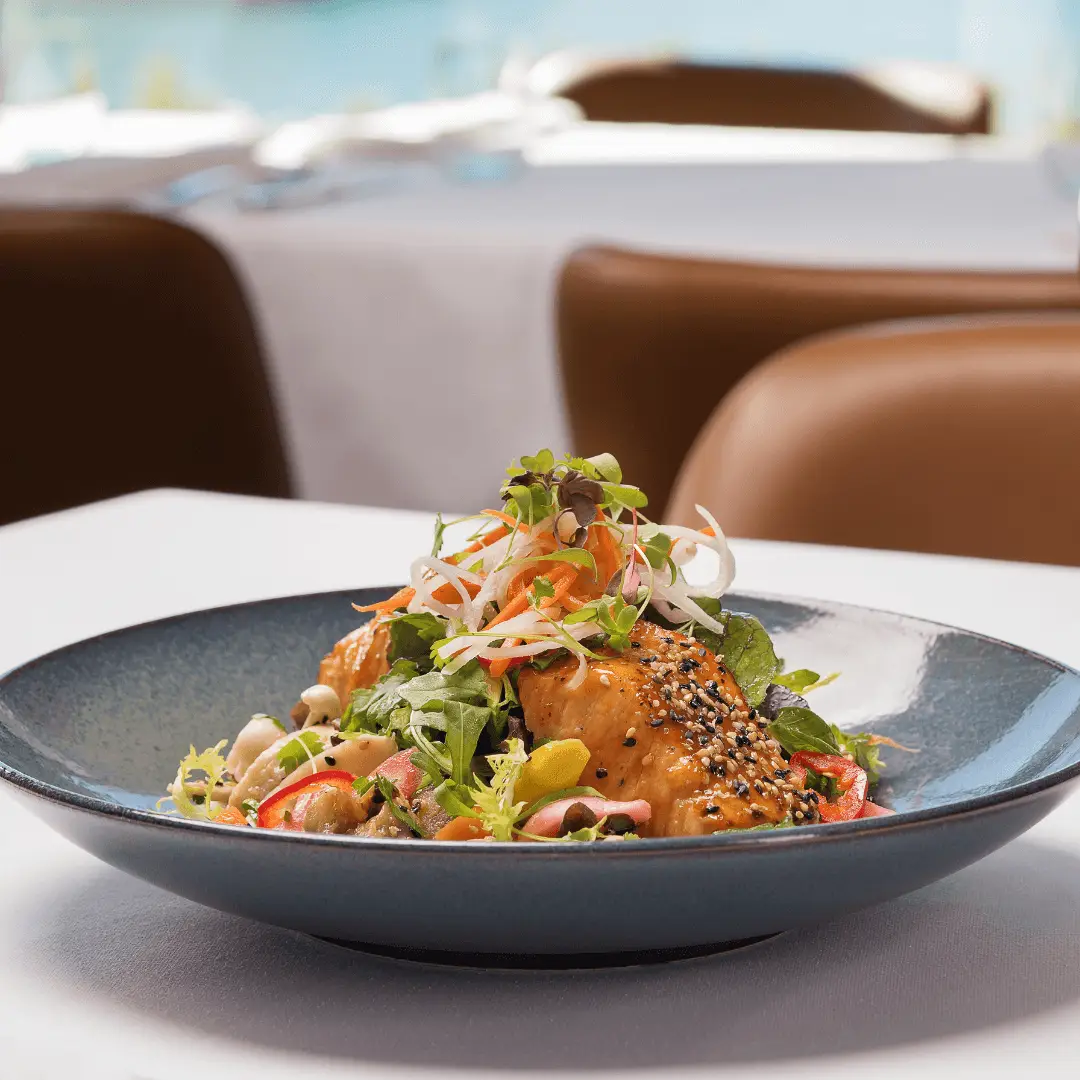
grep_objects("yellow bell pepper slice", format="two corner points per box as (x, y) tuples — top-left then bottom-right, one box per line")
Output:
(515, 738), (591, 807)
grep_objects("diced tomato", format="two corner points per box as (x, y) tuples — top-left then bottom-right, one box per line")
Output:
(257, 769), (358, 830)
(858, 800), (895, 818)
(372, 749), (425, 803)
(786, 751), (868, 822)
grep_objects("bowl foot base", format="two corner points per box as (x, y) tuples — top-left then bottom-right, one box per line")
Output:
(310, 933), (783, 969)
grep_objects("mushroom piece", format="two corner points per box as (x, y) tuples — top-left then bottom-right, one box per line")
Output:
(226, 713), (286, 781)
(299, 684), (342, 728)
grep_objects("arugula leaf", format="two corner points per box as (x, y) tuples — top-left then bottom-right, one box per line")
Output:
(442, 701), (491, 787)
(276, 730), (325, 774)
(341, 659), (420, 732)
(766, 707), (843, 758)
(431, 512), (447, 558)
(386, 612), (445, 669)
(373, 777), (423, 836)
(395, 661), (489, 712)
(161, 741), (230, 820)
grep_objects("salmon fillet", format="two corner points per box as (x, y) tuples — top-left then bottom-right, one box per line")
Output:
(317, 619), (391, 702)
(517, 621), (820, 835)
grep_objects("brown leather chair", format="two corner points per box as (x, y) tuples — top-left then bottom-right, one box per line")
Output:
(0, 209), (292, 526)
(557, 247), (1080, 514)
(666, 314), (1080, 565)
(538, 58), (993, 134)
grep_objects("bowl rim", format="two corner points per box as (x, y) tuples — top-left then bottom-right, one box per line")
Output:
(2, 585), (1079, 859)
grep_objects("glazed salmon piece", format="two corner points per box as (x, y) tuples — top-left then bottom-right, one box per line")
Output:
(517, 621), (820, 834)
(317, 619), (391, 701)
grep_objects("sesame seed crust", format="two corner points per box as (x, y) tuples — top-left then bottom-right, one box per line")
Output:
(516, 620), (820, 835)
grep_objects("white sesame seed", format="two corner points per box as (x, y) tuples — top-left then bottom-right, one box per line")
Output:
(599, 674), (611, 687)
(625, 726), (636, 738)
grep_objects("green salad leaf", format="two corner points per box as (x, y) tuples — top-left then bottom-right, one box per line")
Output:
(774, 669), (840, 694)
(766, 706), (843, 758)
(396, 662), (490, 712)
(386, 612), (445, 670)
(341, 659), (421, 732)
(276, 729), (325, 774)
(160, 741), (230, 820)
(442, 701), (491, 787)
(373, 777), (423, 836)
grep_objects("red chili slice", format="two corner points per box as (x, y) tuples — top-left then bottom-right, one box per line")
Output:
(786, 751), (868, 822)
(257, 769), (358, 830)
(858, 800), (895, 818)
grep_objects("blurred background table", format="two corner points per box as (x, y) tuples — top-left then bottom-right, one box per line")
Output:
(4, 490), (1080, 1078)
(178, 129), (1079, 511)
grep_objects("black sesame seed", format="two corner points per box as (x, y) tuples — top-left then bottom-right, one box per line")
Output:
(689, 694), (704, 709)
(735, 734), (750, 747)
(775, 768), (790, 779)
(727, 748), (738, 759)
(705, 805), (720, 815)
(595, 767), (608, 779)
(324, 756), (337, 766)
(678, 658), (699, 673)
(639, 655), (658, 664)
(662, 637), (675, 645)
(631, 642), (641, 648)
(649, 717), (664, 727)
(623, 737), (637, 747)
(698, 734), (710, 746)
(734, 781), (750, 797)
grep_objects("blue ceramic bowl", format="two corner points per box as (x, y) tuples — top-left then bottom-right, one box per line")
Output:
(2, 589), (1079, 961)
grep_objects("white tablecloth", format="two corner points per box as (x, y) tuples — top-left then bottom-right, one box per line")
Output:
(3, 490), (1080, 1078)
(189, 136), (1080, 512)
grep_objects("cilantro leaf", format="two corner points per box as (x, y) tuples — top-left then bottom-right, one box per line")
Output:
(387, 612), (445, 669)
(530, 576), (555, 605)
(431, 512), (447, 558)
(341, 658), (421, 732)
(275, 729), (325, 774)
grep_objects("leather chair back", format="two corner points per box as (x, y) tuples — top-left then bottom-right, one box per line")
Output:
(667, 315), (1080, 565)
(557, 247), (1080, 514)
(1, 209), (291, 525)
(545, 59), (993, 134)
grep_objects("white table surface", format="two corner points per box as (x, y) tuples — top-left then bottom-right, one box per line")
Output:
(3, 489), (1080, 1079)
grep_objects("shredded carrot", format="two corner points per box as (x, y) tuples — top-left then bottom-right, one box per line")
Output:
(701, 526), (716, 537)
(487, 655), (513, 679)
(353, 586), (415, 614)
(481, 508), (530, 532)
(445, 524), (509, 565)
(539, 570), (581, 613)
(431, 579), (481, 604)
(434, 815), (492, 841)
(487, 564), (577, 630)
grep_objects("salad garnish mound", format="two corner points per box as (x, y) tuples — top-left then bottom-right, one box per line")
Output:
(162, 450), (907, 841)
